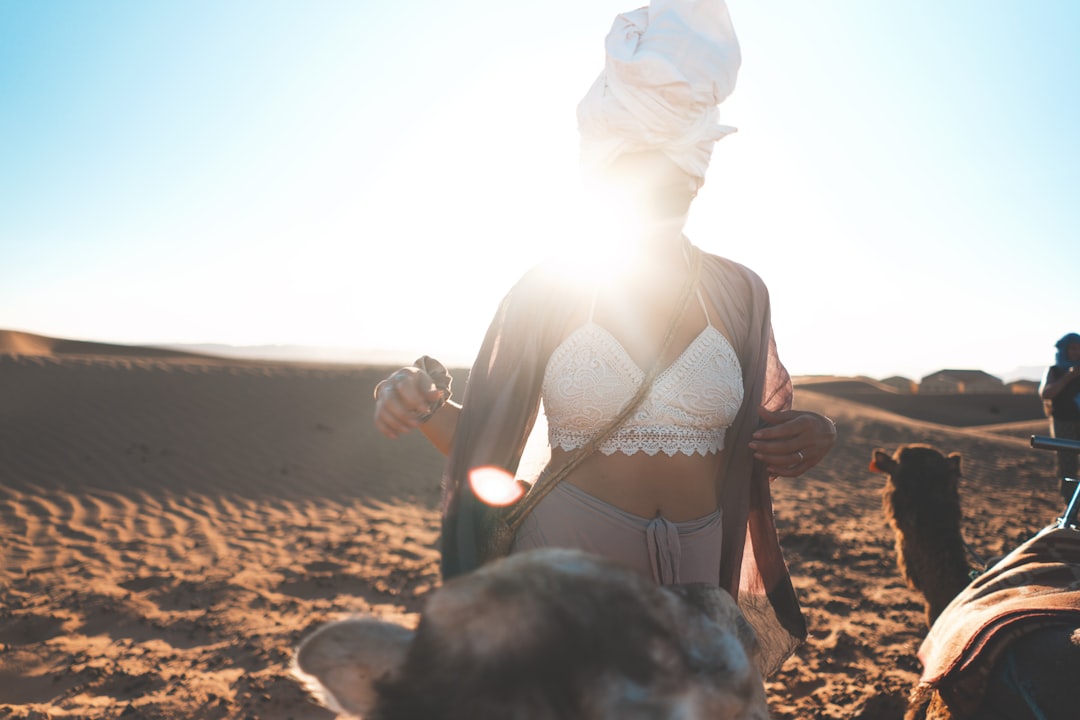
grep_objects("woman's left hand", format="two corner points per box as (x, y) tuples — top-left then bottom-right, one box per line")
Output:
(750, 407), (837, 477)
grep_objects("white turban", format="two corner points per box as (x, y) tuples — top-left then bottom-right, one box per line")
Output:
(577, 0), (742, 190)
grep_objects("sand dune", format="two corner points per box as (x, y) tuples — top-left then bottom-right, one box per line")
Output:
(793, 375), (1046, 428)
(0, 334), (1065, 719)
(0, 330), (221, 362)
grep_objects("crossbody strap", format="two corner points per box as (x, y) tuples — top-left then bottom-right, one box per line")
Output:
(504, 244), (705, 531)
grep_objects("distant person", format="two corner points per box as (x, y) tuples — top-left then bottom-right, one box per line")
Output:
(1040, 332), (1080, 498)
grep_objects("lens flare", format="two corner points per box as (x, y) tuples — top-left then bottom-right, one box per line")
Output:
(469, 466), (526, 507)
(546, 186), (641, 288)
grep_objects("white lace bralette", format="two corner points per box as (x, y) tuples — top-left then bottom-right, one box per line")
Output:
(541, 290), (744, 457)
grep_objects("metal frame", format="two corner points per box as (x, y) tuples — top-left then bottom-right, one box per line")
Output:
(1030, 435), (1080, 530)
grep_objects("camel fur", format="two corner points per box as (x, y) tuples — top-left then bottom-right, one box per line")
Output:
(870, 444), (971, 627)
(292, 547), (770, 720)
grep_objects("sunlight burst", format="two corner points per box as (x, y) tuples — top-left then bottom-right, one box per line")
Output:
(542, 182), (648, 289)
(469, 466), (527, 507)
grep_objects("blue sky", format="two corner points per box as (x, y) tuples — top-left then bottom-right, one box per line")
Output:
(2, 1), (1078, 381)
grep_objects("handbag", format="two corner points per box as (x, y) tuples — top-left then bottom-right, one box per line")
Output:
(476, 246), (705, 564)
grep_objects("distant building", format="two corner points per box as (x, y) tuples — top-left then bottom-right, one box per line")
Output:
(879, 376), (917, 394)
(919, 369), (1006, 394)
(1006, 379), (1039, 395)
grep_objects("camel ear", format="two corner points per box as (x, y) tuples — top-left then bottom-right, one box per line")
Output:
(869, 449), (896, 474)
(292, 616), (414, 718)
(947, 453), (962, 477)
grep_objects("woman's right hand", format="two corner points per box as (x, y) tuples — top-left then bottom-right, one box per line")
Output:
(373, 366), (446, 439)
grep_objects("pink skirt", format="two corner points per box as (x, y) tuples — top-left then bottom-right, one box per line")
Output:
(511, 480), (723, 586)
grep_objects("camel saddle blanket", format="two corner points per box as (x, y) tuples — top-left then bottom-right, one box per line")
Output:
(915, 525), (1080, 714)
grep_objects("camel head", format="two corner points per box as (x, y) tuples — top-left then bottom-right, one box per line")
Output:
(292, 547), (770, 720)
(870, 444), (962, 524)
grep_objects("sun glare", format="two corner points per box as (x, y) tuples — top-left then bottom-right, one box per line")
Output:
(469, 466), (527, 507)
(543, 183), (645, 287)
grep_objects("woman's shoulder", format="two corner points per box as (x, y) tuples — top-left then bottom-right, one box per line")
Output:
(699, 250), (769, 294)
(499, 261), (591, 327)
(509, 260), (594, 298)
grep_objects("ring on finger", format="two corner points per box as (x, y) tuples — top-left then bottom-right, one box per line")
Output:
(796, 450), (804, 463)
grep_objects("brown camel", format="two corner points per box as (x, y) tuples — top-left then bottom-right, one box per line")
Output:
(870, 444), (971, 628)
(292, 547), (770, 720)
(871, 444), (1080, 720)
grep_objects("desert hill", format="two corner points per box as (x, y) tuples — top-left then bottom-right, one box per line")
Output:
(0, 329), (222, 361)
(793, 375), (1046, 428)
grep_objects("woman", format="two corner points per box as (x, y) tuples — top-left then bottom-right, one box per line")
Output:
(1040, 332), (1080, 497)
(373, 0), (836, 674)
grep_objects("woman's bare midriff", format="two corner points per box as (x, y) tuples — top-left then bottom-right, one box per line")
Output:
(550, 446), (726, 522)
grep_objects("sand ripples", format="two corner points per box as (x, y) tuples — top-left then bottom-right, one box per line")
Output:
(0, 355), (443, 717)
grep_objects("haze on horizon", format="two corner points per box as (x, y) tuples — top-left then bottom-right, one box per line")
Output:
(2, 1), (1078, 383)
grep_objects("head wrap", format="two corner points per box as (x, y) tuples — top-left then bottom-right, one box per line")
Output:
(1055, 332), (1080, 369)
(577, 0), (742, 191)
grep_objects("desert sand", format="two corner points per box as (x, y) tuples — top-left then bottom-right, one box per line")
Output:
(0, 330), (1062, 719)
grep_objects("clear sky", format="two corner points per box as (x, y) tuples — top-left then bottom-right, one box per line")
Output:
(2, 1), (1078, 381)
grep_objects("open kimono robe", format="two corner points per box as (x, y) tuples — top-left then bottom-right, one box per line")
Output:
(438, 241), (806, 675)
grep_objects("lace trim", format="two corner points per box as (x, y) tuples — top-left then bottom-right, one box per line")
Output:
(551, 425), (727, 457)
(542, 322), (745, 458)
